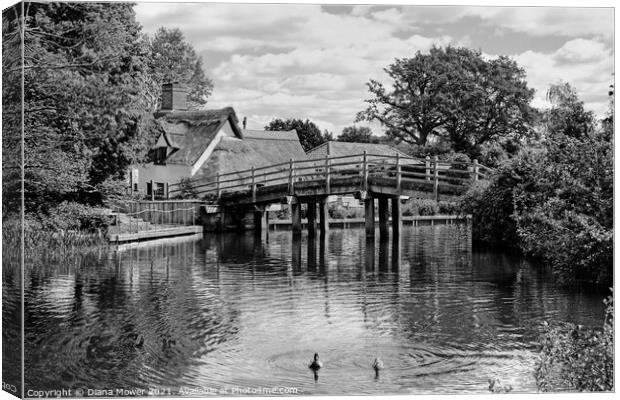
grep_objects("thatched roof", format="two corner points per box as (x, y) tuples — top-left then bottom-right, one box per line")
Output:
(195, 129), (306, 180)
(154, 107), (243, 166)
(306, 141), (410, 159)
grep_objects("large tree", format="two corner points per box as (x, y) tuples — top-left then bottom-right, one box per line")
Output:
(357, 46), (536, 157)
(2, 2), (157, 213)
(265, 118), (329, 152)
(148, 27), (213, 110)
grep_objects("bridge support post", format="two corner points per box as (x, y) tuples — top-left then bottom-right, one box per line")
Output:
(318, 201), (329, 236)
(253, 210), (263, 234)
(378, 197), (389, 240)
(365, 197), (375, 237)
(235, 208), (246, 232)
(290, 201), (302, 237)
(306, 202), (317, 237)
(264, 211), (270, 236)
(391, 197), (401, 238)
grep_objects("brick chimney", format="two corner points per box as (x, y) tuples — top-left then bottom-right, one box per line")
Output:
(161, 82), (188, 111)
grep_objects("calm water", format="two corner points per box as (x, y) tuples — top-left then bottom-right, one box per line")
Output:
(11, 225), (607, 395)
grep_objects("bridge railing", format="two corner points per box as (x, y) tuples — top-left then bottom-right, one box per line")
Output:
(168, 152), (492, 201)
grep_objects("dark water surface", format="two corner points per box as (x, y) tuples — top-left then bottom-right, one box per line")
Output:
(16, 225), (606, 395)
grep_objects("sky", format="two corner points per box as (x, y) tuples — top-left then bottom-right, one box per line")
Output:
(135, 1), (614, 136)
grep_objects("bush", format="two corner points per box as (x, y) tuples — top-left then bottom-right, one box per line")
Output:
(512, 128), (613, 286)
(445, 152), (472, 186)
(327, 203), (364, 219)
(479, 141), (509, 168)
(461, 128), (613, 287)
(43, 201), (113, 232)
(437, 201), (459, 215)
(174, 177), (198, 199)
(458, 150), (539, 248)
(535, 292), (613, 392)
(406, 140), (453, 158)
(402, 199), (438, 216)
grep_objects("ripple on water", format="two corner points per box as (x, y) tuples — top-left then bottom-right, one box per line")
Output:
(18, 227), (606, 394)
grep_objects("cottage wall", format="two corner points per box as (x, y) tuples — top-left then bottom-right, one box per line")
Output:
(133, 163), (192, 196)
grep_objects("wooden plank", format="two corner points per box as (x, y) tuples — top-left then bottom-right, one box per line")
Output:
(109, 226), (203, 243)
(307, 202), (317, 237)
(365, 197), (375, 237)
(378, 197), (389, 239)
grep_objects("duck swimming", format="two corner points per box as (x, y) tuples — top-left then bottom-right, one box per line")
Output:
(309, 353), (323, 370)
(373, 358), (384, 373)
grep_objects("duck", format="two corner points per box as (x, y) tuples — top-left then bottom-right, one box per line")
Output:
(309, 353), (323, 370)
(372, 357), (384, 372)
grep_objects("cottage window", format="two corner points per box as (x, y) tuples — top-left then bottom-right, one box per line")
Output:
(152, 147), (168, 165)
(146, 182), (166, 199)
(155, 183), (165, 198)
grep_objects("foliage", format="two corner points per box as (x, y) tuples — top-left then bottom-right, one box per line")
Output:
(265, 118), (330, 152)
(42, 201), (113, 232)
(3, 215), (108, 263)
(357, 45), (536, 159)
(535, 292), (613, 392)
(328, 203), (365, 219)
(173, 177), (198, 199)
(403, 140), (454, 159)
(444, 152), (472, 186)
(478, 140), (510, 168)
(458, 152), (537, 247)
(402, 199), (438, 216)
(513, 83), (612, 286)
(337, 125), (378, 143)
(2, 2), (159, 214)
(437, 201), (459, 215)
(544, 82), (595, 140)
(94, 177), (134, 204)
(461, 84), (613, 286)
(148, 27), (214, 110)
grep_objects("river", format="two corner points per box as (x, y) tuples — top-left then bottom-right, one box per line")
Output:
(5, 224), (606, 395)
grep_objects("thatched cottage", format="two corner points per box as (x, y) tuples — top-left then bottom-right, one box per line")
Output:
(131, 83), (306, 198)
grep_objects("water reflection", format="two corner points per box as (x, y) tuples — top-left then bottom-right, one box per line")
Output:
(12, 225), (606, 395)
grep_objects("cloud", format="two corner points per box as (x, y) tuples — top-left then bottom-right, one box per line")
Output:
(553, 38), (610, 64)
(135, 3), (614, 135)
(393, 6), (613, 39)
(513, 38), (613, 114)
(470, 7), (613, 39)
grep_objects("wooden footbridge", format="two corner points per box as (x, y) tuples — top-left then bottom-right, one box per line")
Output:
(164, 152), (491, 239)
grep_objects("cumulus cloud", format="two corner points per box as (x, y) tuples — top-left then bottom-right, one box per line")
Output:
(394, 6), (613, 39)
(513, 37), (613, 114)
(135, 3), (613, 135)
(470, 7), (613, 39)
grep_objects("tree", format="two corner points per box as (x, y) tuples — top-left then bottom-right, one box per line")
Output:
(2, 2), (158, 213)
(148, 27), (214, 110)
(337, 126), (378, 143)
(544, 82), (595, 140)
(265, 118), (329, 152)
(461, 84), (612, 286)
(357, 46), (536, 157)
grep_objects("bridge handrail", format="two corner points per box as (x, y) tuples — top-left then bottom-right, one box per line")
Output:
(166, 152), (492, 199)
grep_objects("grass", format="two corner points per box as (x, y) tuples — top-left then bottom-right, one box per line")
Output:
(3, 217), (109, 266)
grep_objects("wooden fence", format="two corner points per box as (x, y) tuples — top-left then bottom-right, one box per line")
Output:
(113, 200), (203, 226)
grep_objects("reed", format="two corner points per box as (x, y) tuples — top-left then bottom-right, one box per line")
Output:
(2, 217), (109, 266)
